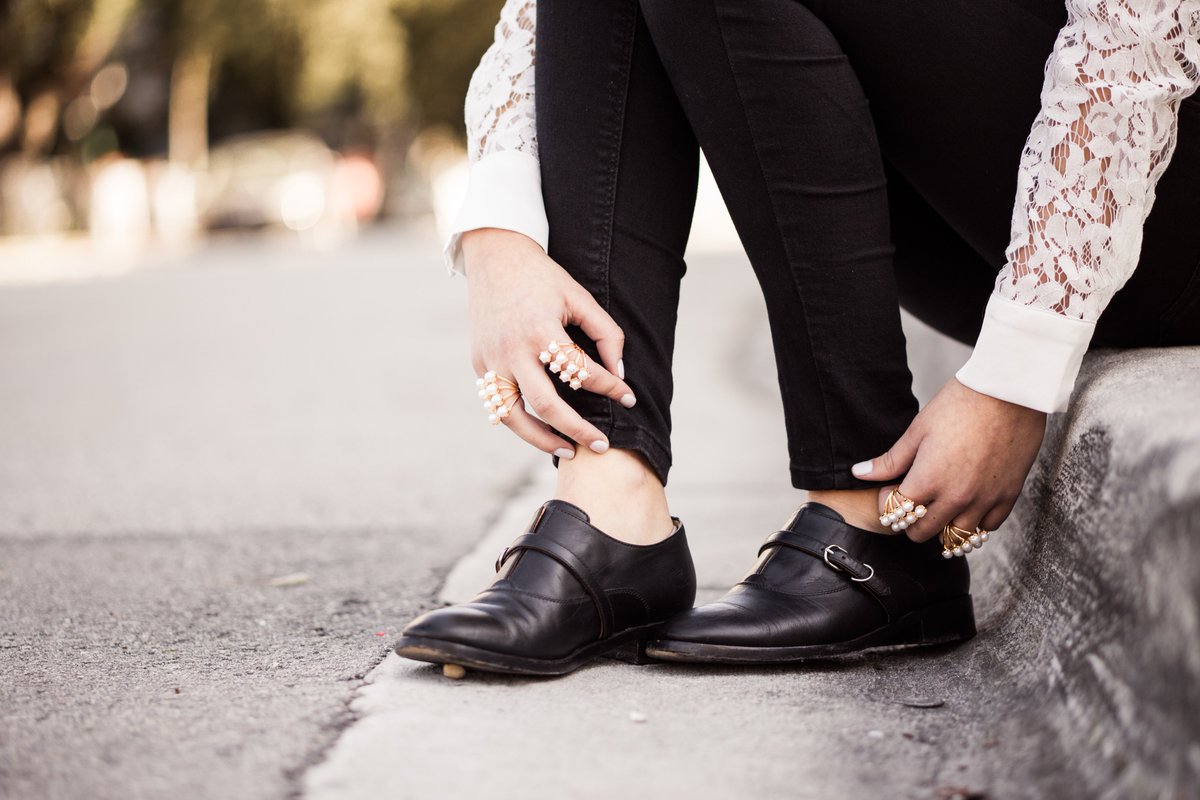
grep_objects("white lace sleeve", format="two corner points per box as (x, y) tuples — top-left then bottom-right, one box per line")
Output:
(464, 0), (538, 162)
(957, 0), (1200, 412)
(443, 0), (548, 276)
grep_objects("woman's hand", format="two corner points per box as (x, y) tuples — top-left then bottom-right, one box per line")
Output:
(462, 227), (637, 459)
(851, 379), (1047, 541)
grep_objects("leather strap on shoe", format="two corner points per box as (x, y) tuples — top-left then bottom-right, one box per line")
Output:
(498, 533), (615, 639)
(759, 530), (902, 621)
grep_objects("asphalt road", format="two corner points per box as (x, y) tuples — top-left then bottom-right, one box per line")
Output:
(0, 226), (539, 800)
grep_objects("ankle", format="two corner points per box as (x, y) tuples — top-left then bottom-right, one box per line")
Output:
(554, 448), (674, 545)
(807, 489), (882, 532)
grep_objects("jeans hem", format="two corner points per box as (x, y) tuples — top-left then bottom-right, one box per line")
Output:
(790, 463), (887, 491)
(551, 421), (673, 487)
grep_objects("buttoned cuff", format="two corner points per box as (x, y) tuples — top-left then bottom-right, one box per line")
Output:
(955, 294), (1095, 413)
(442, 150), (549, 276)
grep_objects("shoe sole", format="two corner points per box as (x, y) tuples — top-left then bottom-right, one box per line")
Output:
(645, 594), (976, 664)
(394, 622), (662, 677)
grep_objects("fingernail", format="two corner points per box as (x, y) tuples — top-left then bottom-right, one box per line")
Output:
(851, 460), (873, 477)
(620, 393), (636, 408)
(554, 448), (575, 460)
(617, 359), (625, 380)
(590, 440), (609, 454)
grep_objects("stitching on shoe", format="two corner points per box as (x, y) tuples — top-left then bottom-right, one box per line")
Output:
(490, 586), (591, 605)
(735, 580), (850, 599)
(549, 503), (590, 526)
(604, 587), (650, 615)
(544, 504), (683, 551)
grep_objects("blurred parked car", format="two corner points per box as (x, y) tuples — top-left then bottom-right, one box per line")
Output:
(201, 130), (379, 234)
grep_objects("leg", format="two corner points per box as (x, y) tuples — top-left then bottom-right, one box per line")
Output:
(632, 0), (977, 663)
(537, 0), (701, 540)
(395, 1), (703, 675)
(637, 0), (920, 495)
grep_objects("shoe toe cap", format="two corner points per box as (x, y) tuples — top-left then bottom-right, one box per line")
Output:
(660, 586), (863, 648)
(659, 599), (767, 646)
(402, 603), (508, 648)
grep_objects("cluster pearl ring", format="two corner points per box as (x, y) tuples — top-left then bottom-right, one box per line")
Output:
(538, 340), (591, 390)
(879, 488), (927, 533)
(477, 370), (519, 425)
(940, 524), (990, 559)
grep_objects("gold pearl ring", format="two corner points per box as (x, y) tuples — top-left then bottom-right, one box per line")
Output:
(476, 371), (520, 425)
(538, 340), (591, 390)
(879, 488), (928, 533)
(940, 524), (990, 559)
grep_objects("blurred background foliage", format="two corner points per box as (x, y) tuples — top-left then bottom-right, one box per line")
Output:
(0, 0), (501, 159)
(0, 0), (502, 240)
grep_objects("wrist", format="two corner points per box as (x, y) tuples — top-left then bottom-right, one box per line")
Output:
(954, 378), (1047, 420)
(461, 227), (542, 266)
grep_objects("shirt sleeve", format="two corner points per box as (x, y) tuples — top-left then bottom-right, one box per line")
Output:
(443, 0), (548, 277)
(956, 0), (1200, 412)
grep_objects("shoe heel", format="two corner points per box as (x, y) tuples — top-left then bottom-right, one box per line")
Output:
(916, 594), (976, 644)
(604, 633), (657, 666)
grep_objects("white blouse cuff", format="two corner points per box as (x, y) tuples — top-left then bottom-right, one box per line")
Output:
(443, 150), (550, 276)
(955, 294), (1095, 414)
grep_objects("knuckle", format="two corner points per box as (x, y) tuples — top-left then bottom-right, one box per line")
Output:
(941, 490), (969, 508)
(525, 393), (553, 415)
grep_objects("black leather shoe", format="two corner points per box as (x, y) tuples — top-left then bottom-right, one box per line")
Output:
(395, 499), (696, 676)
(646, 502), (974, 663)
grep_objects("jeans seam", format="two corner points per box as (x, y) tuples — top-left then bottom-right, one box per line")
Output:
(591, 0), (641, 437)
(709, 0), (840, 481)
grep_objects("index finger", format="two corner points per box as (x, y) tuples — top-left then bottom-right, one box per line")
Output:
(542, 332), (636, 408)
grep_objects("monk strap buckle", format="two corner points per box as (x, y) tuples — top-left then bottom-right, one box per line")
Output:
(823, 545), (874, 583)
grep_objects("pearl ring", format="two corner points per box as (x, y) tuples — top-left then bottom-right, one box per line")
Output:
(538, 340), (591, 390)
(939, 524), (990, 559)
(879, 488), (928, 533)
(476, 371), (520, 425)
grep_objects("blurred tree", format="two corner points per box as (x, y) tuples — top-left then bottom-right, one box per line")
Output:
(0, 0), (140, 155)
(396, 0), (503, 139)
(0, 0), (504, 162)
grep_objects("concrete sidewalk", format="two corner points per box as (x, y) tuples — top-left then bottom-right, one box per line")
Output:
(301, 248), (1016, 800)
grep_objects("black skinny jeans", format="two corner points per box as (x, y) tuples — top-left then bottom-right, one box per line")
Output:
(536, 0), (1200, 490)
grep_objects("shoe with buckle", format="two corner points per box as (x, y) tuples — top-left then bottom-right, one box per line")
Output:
(395, 499), (697, 676)
(645, 502), (975, 663)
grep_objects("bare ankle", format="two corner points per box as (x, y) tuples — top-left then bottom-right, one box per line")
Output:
(554, 448), (674, 545)
(807, 488), (882, 532)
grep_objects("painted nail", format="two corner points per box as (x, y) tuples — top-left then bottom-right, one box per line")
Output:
(554, 448), (575, 460)
(617, 359), (625, 380)
(620, 393), (636, 408)
(851, 460), (873, 477)
(590, 440), (610, 454)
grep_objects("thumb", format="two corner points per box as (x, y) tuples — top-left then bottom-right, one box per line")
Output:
(851, 429), (919, 482)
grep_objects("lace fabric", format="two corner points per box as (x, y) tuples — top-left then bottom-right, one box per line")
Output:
(464, 0), (538, 163)
(998, 0), (1200, 320)
(464, 0), (1200, 326)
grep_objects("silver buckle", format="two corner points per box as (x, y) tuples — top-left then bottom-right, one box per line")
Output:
(494, 546), (510, 572)
(823, 544), (874, 583)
